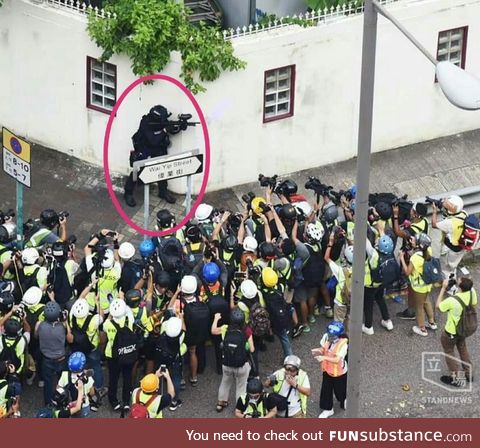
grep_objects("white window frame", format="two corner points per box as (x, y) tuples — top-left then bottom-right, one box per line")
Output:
(87, 57), (117, 113)
(263, 65), (295, 123)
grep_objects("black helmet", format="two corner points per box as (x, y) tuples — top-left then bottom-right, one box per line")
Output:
(156, 209), (175, 229)
(280, 204), (297, 220)
(52, 387), (70, 408)
(149, 105), (170, 122)
(40, 209), (59, 229)
(186, 225), (202, 243)
(125, 289), (142, 308)
(221, 234), (237, 252)
(44, 301), (61, 323)
(281, 238), (295, 256)
(280, 180), (298, 196)
(155, 270), (171, 288)
(246, 378), (263, 395)
(374, 202), (392, 221)
(0, 225), (10, 244)
(4, 318), (21, 337)
(0, 292), (15, 313)
(51, 241), (68, 259)
(230, 308), (245, 326)
(259, 242), (276, 260)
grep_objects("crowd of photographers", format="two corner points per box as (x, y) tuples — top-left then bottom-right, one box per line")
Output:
(0, 173), (478, 419)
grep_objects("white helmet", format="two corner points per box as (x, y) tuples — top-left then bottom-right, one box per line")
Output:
(447, 195), (464, 214)
(240, 279), (258, 299)
(118, 242), (135, 260)
(165, 317), (182, 338)
(243, 236), (258, 252)
(101, 249), (115, 269)
(195, 203), (213, 221)
(294, 201), (312, 217)
(344, 245), (354, 265)
(181, 275), (197, 295)
(283, 354), (301, 369)
(22, 286), (43, 306)
(71, 298), (89, 319)
(22, 248), (39, 265)
(109, 299), (127, 319)
(306, 223), (324, 242)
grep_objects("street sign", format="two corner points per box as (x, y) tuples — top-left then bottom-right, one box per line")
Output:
(138, 153), (203, 185)
(2, 128), (31, 188)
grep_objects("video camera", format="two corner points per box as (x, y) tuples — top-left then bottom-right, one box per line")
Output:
(77, 369), (94, 385)
(304, 177), (333, 197)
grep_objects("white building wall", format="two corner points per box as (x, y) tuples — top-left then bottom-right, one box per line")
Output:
(0, 0), (479, 194)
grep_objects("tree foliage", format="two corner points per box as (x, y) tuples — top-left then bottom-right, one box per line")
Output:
(306, 0), (364, 10)
(87, 0), (246, 93)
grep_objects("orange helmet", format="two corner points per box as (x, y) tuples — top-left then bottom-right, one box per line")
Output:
(140, 374), (159, 393)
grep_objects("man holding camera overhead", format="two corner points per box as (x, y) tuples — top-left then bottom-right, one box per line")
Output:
(84, 229), (122, 314)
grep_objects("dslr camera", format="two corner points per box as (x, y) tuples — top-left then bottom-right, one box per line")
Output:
(258, 174), (278, 190)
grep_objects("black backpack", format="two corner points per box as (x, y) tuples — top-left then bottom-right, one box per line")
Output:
(111, 319), (139, 365)
(302, 244), (325, 287)
(184, 243), (205, 274)
(263, 290), (290, 332)
(222, 328), (248, 368)
(71, 315), (95, 354)
(0, 335), (22, 371)
(182, 298), (211, 343)
(370, 254), (401, 287)
(119, 260), (144, 293)
(203, 282), (229, 323)
(19, 267), (40, 293)
(452, 292), (478, 338)
(50, 260), (74, 305)
(73, 258), (94, 294)
(158, 237), (184, 273)
(154, 333), (180, 367)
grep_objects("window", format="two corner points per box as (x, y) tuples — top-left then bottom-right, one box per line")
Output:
(263, 65), (295, 123)
(437, 27), (468, 69)
(87, 56), (117, 113)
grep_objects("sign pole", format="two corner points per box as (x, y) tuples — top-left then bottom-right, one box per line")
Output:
(186, 175), (192, 215)
(144, 184), (149, 240)
(16, 181), (24, 249)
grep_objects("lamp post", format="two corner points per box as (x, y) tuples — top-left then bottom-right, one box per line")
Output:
(346, 0), (480, 418)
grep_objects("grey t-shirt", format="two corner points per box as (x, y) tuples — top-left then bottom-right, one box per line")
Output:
(38, 321), (66, 359)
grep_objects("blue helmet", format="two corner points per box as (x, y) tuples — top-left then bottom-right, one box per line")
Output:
(327, 321), (344, 338)
(68, 352), (86, 373)
(378, 235), (394, 254)
(139, 239), (155, 258)
(349, 185), (357, 198)
(202, 262), (220, 284)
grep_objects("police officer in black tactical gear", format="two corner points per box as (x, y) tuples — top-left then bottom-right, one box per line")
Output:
(124, 105), (196, 207)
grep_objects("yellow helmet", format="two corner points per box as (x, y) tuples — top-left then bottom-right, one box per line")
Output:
(251, 197), (266, 215)
(262, 267), (278, 288)
(140, 373), (159, 393)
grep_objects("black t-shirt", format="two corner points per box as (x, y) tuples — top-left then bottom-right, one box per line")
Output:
(235, 395), (274, 416)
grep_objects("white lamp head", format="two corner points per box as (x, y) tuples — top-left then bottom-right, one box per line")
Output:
(436, 61), (480, 111)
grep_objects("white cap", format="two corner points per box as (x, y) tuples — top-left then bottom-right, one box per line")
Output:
(118, 242), (135, 260)
(243, 236), (258, 252)
(71, 298), (90, 319)
(181, 275), (197, 295)
(23, 286), (43, 306)
(447, 195), (464, 214)
(165, 317), (182, 338)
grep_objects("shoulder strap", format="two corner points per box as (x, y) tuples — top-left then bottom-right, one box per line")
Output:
(32, 266), (41, 277)
(81, 314), (94, 332)
(111, 320), (120, 331)
(452, 295), (467, 312)
(144, 394), (158, 408)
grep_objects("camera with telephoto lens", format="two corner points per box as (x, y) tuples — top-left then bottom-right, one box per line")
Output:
(304, 177), (332, 196)
(258, 174), (278, 190)
(241, 192), (256, 208)
(58, 211), (69, 221)
(425, 196), (444, 209)
(246, 259), (261, 281)
(77, 369), (94, 385)
(447, 276), (457, 290)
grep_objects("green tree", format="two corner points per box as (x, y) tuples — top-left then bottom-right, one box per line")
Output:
(87, 0), (245, 93)
(306, 0), (364, 10)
